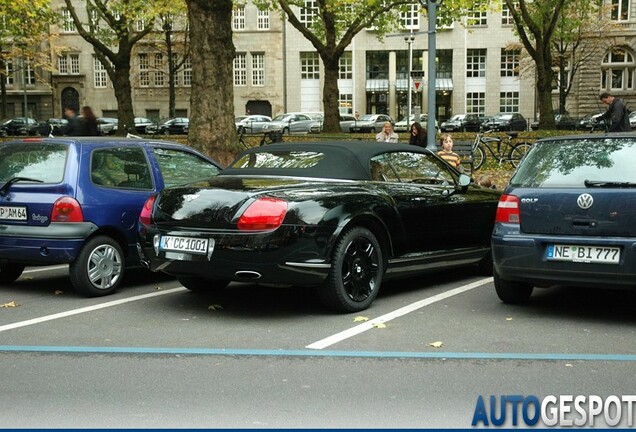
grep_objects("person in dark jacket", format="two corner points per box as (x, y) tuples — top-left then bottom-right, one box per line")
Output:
(409, 121), (427, 147)
(80, 106), (100, 136)
(598, 92), (632, 132)
(63, 106), (81, 136)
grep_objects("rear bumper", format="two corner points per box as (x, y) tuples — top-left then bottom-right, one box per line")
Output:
(0, 222), (98, 264)
(492, 226), (636, 288)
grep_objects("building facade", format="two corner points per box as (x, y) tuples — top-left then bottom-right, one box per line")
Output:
(3, 0), (635, 125)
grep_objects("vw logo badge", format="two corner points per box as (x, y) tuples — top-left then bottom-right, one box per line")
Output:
(577, 193), (594, 209)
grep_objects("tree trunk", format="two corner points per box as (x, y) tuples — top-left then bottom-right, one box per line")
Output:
(322, 56), (342, 133)
(111, 58), (135, 136)
(186, 0), (237, 165)
(536, 55), (556, 130)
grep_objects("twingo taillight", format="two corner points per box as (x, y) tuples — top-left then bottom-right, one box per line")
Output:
(139, 195), (157, 225)
(495, 194), (520, 224)
(237, 197), (288, 231)
(51, 197), (83, 222)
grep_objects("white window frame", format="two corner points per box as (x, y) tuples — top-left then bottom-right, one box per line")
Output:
(611, 0), (630, 21)
(61, 8), (75, 32)
(339, 52), (353, 79)
(400, 4), (420, 30)
(251, 53), (265, 86)
(300, 52), (320, 79)
(5, 61), (14, 86)
(466, 92), (486, 116)
(139, 53), (150, 87)
(93, 57), (107, 88)
(467, 49), (487, 78)
(601, 48), (635, 91)
(501, 1), (515, 25)
(499, 91), (519, 112)
(182, 57), (192, 87)
(234, 53), (247, 86)
(500, 48), (519, 77)
(257, 9), (270, 30)
(58, 54), (79, 75)
(153, 53), (164, 87)
(233, 6), (245, 30)
(299, 0), (318, 26)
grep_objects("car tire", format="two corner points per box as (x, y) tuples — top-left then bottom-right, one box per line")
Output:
(0, 263), (25, 284)
(370, 128), (376, 133)
(69, 236), (124, 297)
(178, 276), (230, 292)
(318, 227), (384, 313)
(493, 269), (533, 304)
(282, 127), (290, 135)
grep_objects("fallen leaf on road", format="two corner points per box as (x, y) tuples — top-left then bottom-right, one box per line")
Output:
(208, 304), (224, 311)
(428, 341), (444, 348)
(353, 316), (369, 322)
(54, 290), (63, 295)
(1, 301), (19, 308)
(372, 322), (386, 329)
(506, 317), (513, 321)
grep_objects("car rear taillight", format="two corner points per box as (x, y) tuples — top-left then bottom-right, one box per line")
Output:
(237, 197), (288, 231)
(139, 195), (157, 225)
(495, 194), (520, 224)
(51, 197), (83, 222)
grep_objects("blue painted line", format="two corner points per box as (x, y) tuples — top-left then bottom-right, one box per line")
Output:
(1, 345), (635, 362)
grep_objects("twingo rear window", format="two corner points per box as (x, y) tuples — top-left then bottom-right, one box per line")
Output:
(0, 143), (68, 184)
(510, 137), (636, 188)
(231, 150), (324, 169)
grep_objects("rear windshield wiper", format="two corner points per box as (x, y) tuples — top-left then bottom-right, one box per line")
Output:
(0, 177), (44, 196)
(584, 179), (636, 188)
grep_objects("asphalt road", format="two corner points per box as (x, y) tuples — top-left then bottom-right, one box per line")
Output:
(1, 265), (635, 428)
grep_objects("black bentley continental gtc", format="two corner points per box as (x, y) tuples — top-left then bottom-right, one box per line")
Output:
(138, 141), (501, 312)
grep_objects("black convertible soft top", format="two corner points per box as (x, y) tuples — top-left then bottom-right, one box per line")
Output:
(222, 140), (435, 180)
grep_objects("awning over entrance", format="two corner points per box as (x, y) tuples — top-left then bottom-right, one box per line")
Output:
(365, 79), (389, 92)
(436, 78), (453, 91)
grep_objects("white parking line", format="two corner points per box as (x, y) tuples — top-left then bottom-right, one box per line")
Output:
(0, 287), (186, 333)
(306, 278), (493, 350)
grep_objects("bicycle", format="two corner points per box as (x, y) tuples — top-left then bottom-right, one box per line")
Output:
(471, 129), (532, 170)
(238, 128), (284, 149)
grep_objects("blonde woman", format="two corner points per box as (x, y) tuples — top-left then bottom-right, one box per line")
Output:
(375, 121), (398, 143)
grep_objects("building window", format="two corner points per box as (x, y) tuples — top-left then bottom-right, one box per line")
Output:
(233, 6), (245, 30)
(136, 19), (146, 32)
(611, 0), (630, 21)
(339, 52), (352, 79)
(339, 93), (353, 114)
(396, 49), (424, 79)
(139, 53), (149, 87)
(89, 9), (100, 31)
(401, 3), (420, 29)
(252, 53), (264, 86)
(58, 54), (79, 75)
(61, 8), (75, 32)
(234, 53), (247, 86)
(257, 9), (270, 30)
(467, 4), (487, 26)
(366, 51), (389, 79)
(93, 57), (107, 88)
(300, 52), (320, 79)
(601, 48), (635, 91)
(25, 64), (35, 86)
(500, 91), (519, 112)
(182, 57), (192, 86)
(153, 53), (164, 87)
(501, 48), (519, 77)
(300, 0), (318, 26)
(5, 61), (14, 86)
(501, 1), (515, 25)
(466, 92), (486, 115)
(467, 49), (486, 78)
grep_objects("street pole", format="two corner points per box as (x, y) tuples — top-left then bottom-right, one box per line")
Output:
(419, 0), (438, 150)
(21, 46), (28, 117)
(405, 31), (415, 126)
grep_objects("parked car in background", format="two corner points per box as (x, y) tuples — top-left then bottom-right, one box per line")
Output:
(629, 111), (636, 128)
(38, 118), (68, 136)
(138, 141), (500, 313)
(0, 117), (40, 136)
(0, 137), (221, 297)
(349, 114), (393, 133)
(492, 133), (636, 304)
(530, 113), (577, 131)
(235, 115), (272, 134)
(262, 113), (318, 134)
(339, 114), (358, 132)
(440, 114), (482, 132)
(147, 117), (190, 135)
(482, 113), (527, 132)
(97, 117), (118, 135)
(394, 114), (439, 132)
(576, 112), (606, 131)
(132, 117), (156, 134)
